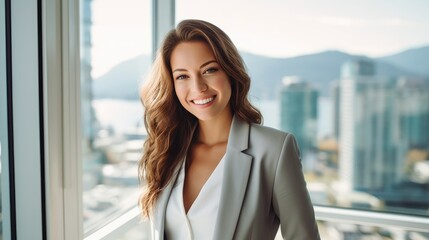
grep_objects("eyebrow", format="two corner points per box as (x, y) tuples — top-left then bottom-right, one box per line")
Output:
(172, 60), (217, 73)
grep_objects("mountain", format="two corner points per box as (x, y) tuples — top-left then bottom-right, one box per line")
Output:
(242, 51), (356, 99)
(92, 54), (151, 100)
(241, 51), (342, 99)
(242, 50), (420, 99)
(377, 45), (429, 76)
(92, 45), (429, 100)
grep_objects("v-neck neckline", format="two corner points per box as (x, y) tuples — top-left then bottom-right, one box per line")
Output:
(180, 154), (226, 215)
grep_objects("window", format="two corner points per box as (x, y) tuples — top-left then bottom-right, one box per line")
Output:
(43, 0), (428, 239)
(176, 0), (429, 238)
(79, 0), (152, 236)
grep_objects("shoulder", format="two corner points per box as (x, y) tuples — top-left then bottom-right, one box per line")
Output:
(246, 122), (298, 159)
(249, 122), (293, 145)
(230, 116), (298, 155)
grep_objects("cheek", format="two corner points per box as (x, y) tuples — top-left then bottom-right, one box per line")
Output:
(222, 80), (232, 99)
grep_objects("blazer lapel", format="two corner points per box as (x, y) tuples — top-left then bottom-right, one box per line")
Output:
(151, 163), (182, 240)
(213, 116), (253, 240)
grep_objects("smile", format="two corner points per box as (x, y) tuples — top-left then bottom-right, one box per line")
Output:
(192, 97), (214, 105)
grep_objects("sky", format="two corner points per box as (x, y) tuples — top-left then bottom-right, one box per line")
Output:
(90, 0), (429, 79)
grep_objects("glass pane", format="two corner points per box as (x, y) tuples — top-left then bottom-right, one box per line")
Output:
(176, 0), (429, 216)
(80, 0), (152, 235)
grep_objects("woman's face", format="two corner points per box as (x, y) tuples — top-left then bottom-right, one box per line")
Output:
(171, 41), (232, 122)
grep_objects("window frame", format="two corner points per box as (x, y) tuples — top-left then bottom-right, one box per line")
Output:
(42, 0), (429, 239)
(1, 0), (13, 239)
(1, 0), (47, 239)
(43, 0), (80, 239)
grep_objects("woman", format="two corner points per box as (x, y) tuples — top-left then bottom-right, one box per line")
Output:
(139, 19), (320, 240)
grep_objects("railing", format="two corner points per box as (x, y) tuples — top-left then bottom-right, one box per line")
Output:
(315, 205), (429, 233)
(84, 205), (429, 239)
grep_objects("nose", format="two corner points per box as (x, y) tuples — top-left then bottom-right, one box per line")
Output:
(192, 75), (208, 92)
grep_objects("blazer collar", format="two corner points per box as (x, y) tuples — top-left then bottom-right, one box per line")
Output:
(227, 115), (250, 151)
(212, 115), (253, 240)
(151, 162), (182, 240)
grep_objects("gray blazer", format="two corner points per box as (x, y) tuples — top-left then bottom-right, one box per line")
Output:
(150, 116), (320, 240)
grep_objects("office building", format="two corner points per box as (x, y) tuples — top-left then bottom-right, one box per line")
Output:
(339, 60), (400, 192)
(280, 76), (318, 164)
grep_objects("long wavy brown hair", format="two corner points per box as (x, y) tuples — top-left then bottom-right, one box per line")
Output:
(139, 19), (262, 217)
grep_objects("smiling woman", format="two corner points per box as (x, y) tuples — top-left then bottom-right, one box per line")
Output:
(171, 41), (232, 122)
(139, 19), (320, 240)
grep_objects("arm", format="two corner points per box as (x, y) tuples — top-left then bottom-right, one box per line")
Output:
(272, 134), (320, 239)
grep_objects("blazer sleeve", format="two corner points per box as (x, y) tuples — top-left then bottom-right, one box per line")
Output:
(272, 133), (320, 240)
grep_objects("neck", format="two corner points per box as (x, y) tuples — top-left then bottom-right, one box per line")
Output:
(197, 113), (233, 146)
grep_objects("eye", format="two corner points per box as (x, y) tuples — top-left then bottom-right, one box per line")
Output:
(175, 74), (188, 80)
(204, 67), (218, 74)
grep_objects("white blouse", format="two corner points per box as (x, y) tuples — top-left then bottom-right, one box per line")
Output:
(165, 155), (225, 240)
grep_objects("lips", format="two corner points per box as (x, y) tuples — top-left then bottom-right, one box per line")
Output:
(192, 96), (215, 105)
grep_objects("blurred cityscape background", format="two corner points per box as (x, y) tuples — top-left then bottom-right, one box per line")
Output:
(79, 0), (429, 239)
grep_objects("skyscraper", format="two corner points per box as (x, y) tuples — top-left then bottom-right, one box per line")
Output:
(280, 76), (318, 165)
(396, 77), (429, 186)
(339, 59), (400, 192)
(396, 77), (429, 150)
(81, 0), (97, 149)
(81, 0), (104, 191)
(337, 60), (429, 211)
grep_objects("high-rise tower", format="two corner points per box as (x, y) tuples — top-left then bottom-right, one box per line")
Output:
(339, 60), (399, 192)
(280, 76), (318, 165)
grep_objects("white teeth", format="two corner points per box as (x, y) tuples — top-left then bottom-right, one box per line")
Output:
(193, 97), (214, 105)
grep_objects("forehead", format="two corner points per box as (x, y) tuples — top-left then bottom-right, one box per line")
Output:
(170, 41), (216, 69)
